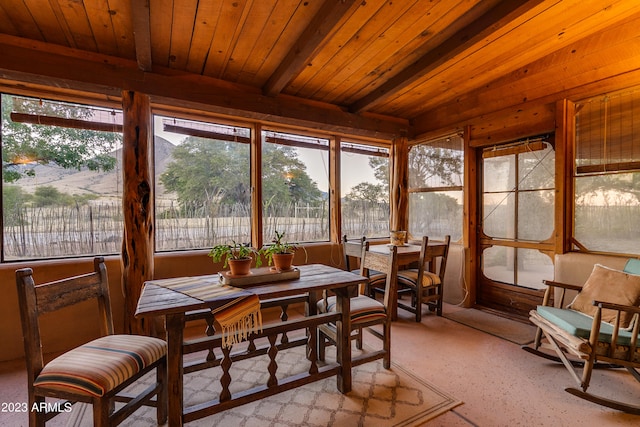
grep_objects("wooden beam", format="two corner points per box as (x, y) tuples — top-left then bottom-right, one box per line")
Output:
(251, 123), (263, 250)
(389, 136), (408, 233)
(330, 135), (341, 243)
(463, 126), (477, 308)
(0, 35), (407, 140)
(130, 0), (153, 72)
(349, 0), (546, 113)
(262, 0), (358, 97)
(121, 90), (154, 335)
(555, 99), (572, 255)
(9, 112), (123, 133)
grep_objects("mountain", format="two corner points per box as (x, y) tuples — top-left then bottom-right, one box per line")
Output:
(13, 136), (177, 199)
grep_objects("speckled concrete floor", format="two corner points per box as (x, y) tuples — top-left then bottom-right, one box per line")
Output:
(1, 303), (639, 426)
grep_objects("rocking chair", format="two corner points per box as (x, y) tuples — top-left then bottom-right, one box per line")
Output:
(525, 260), (640, 414)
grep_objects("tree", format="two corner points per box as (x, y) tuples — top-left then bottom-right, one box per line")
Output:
(160, 137), (250, 211)
(159, 137), (323, 213)
(408, 145), (463, 188)
(261, 143), (323, 206)
(2, 185), (32, 226)
(368, 156), (389, 186)
(345, 182), (386, 204)
(1, 94), (119, 182)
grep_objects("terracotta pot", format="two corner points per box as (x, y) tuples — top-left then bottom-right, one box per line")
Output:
(227, 257), (252, 276)
(272, 253), (294, 271)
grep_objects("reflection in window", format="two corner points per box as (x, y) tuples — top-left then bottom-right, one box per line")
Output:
(262, 130), (328, 242)
(408, 134), (464, 241)
(154, 116), (251, 251)
(1, 94), (123, 260)
(341, 142), (389, 238)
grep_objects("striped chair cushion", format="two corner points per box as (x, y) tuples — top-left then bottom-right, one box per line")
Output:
(397, 269), (441, 288)
(317, 295), (386, 324)
(34, 335), (166, 397)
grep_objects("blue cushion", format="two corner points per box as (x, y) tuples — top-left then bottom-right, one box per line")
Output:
(537, 306), (637, 346)
(623, 258), (640, 275)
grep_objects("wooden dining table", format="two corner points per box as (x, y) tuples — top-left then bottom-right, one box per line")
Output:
(369, 241), (447, 320)
(135, 264), (365, 426)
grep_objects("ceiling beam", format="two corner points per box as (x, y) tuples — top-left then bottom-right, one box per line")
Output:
(0, 35), (408, 140)
(349, 0), (546, 113)
(262, 0), (359, 97)
(130, 0), (153, 72)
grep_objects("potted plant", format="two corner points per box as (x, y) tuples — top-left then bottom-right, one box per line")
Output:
(260, 230), (303, 271)
(208, 240), (261, 276)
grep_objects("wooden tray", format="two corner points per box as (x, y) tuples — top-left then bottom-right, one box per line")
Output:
(218, 266), (300, 286)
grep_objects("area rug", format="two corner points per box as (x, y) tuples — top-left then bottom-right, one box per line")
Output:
(444, 308), (537, 345)
(67, 345), (462, 426)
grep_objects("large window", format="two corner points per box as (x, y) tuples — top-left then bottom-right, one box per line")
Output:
(262, 130), (329, 242)
(1, 93), (389, 261)
(340, 142), (389, 238)
(1, 94), (122, 260)
(574, 88), (640, 254)
(408, 134), (464, 241)
(154, 116), (251, 251)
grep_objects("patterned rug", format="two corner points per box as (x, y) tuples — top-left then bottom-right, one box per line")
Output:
(67, 345), (462, 426)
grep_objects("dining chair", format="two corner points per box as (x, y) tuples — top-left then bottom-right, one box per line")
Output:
(317, 242), (398, 369)
(397, 235), (451, 322)
(16, 257), (167, 427)
(342, 234), (386, 292)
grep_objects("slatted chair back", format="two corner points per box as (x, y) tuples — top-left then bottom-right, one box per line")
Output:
(15, 257), (167, 427)
(396, 235), (451, 321)
(417, 235), (451, 286)
(360, 242), (399, 310)
(342, 234), (366, 272)
(16, 257), (113, 380)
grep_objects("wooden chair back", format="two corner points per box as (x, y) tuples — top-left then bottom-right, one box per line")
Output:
(417, 235), (450, 284)
(360, 242), (398, 309)
(342, 234), (366, 271)
(16, 257), (112, 379)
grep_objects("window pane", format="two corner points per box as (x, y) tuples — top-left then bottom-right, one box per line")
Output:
(483, 155), (515, 192)
(483, 192), (515, 239)
(408, 134), (463, 242)
(409, 191), (463, 241)
(408, 140), (463, 188)
(518, 190), (554, 241)
(154, 116), (251, 251)
(341, 142), (389, 238)
(262, 131), (328, 242)
(482, 246), (514, 284)
(575, 173), (640, 254)
(518, 144), (555, 190)
(516, 248), (553, 289)
(2, 94), (122, 260)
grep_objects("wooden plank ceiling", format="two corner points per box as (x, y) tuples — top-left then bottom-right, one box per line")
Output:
(0, 0), (640, 140)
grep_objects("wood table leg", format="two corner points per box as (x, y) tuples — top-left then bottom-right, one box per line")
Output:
(166, 313), (185, 427)
(334, 287), (352, 393)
